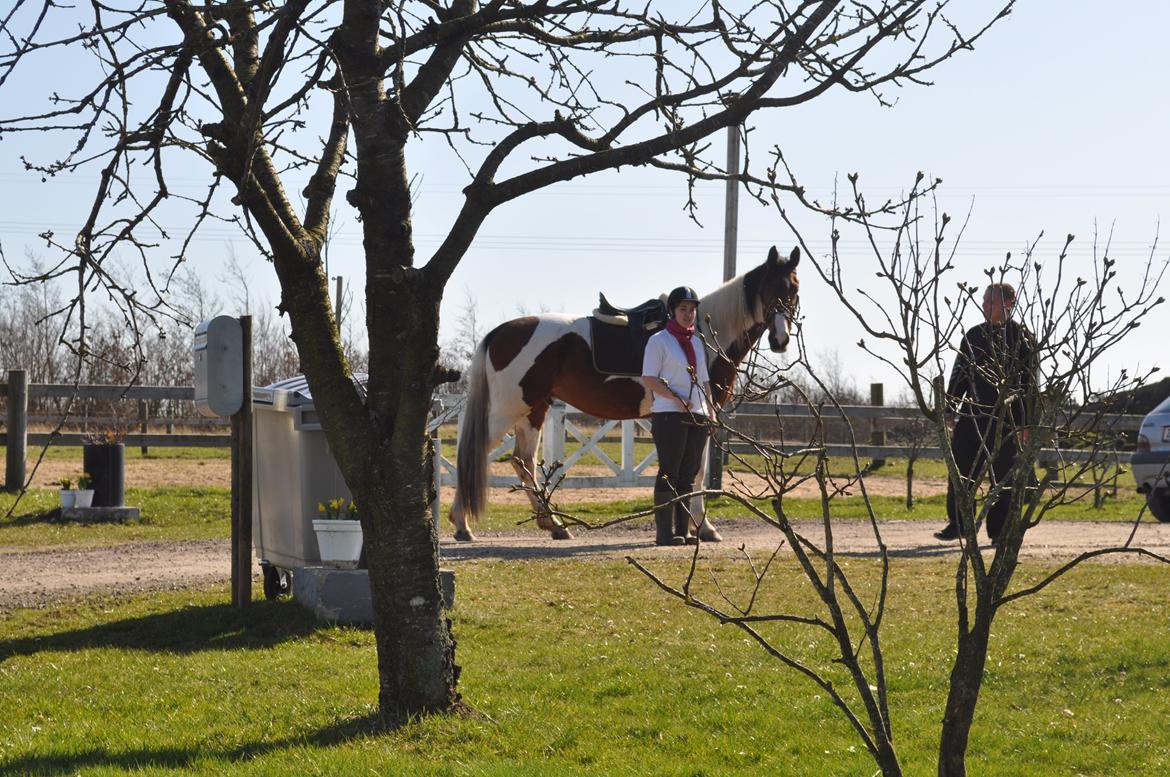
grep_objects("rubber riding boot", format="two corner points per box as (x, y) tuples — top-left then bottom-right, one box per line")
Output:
(654, 490), (685, 546)
(933, 523), (959, 541)
(673, 504), (699, 545)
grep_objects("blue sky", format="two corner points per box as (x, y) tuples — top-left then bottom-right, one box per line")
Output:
(2, 3), (1168, 394)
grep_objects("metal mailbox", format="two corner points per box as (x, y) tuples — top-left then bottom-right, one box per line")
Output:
(194, 316), (243, 418)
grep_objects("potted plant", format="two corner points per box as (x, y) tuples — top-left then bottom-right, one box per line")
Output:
(74, 471), (95, 508)
(312, 497), (363, 568)
(58, 477), (75, 508)
(58, 473), (96, 509)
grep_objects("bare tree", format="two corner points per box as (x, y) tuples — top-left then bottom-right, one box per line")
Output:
(0, 252), (71, 384)
(437, 287), (481, 395)
(0, 1), (1014, 721)
(628, 187), (1167, 776)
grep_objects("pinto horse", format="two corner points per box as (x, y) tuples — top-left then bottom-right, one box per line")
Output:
(450, 245), (801, 542)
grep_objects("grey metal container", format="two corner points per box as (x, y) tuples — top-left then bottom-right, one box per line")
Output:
(251, 375), (365, 571)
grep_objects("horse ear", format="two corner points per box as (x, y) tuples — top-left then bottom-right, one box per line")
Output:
(767, 245), (780, 266)
(785, 246), (800, 271)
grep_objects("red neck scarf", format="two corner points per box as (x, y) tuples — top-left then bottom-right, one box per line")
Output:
(666, 319), (697, 371)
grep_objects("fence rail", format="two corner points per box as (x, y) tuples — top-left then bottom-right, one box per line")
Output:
(10, 383), (196, 401)
(3, 372), (1142, 497)
(430, 394), (1138, 492)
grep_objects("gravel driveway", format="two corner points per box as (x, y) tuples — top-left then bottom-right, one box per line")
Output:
(3, 519), (1168, 611)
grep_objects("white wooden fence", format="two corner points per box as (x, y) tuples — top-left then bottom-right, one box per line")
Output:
(429, 399), (658, 489)
(427, 393), (1142, 492)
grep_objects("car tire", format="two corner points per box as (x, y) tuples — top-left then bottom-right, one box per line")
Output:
(1146, 488), (1170, 523)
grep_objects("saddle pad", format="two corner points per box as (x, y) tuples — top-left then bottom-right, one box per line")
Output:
(589, 316), (663, 376)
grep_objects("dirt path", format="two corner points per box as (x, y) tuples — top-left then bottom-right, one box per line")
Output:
(23, 457), (947, 500)
(3, 520), (1168, 611)
(6, 457), (1161, 611)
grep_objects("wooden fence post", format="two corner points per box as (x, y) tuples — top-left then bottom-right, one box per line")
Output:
(869, 383), (885, 445)
(869, 382), (886, 469)
(138, 399), (149, 456)
(432, 422), (442, 534)
(5, 369), (27, 491)
(231, 316), (254, 608)
(620, 419), (636, 485)
(543, 401), (566, 465)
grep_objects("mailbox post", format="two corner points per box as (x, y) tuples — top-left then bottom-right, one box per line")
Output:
(195, 315), (252, 608)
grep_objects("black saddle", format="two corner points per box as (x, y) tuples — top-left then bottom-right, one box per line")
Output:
(595, 293), (668, 326)
(588, 293), (668, 376)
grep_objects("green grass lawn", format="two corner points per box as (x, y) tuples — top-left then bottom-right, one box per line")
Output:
(0, 478), (1150, 549)
(1, 558), (1167, 775)
(0, 487), (232, 547)
(1, 445), (231, 462)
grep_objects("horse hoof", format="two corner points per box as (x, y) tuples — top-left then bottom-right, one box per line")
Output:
(551, 526), (573, 540)
(698, 527), (723, 543)
(454, 529), (476, 542)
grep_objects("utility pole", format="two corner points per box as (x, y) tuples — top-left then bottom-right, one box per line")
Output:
(333, 275), (343, 328)
(722, 125), (740, 283)
(709, 124), (740, 490)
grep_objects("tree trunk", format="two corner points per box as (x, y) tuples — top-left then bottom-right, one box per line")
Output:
(360, 427), (460, 720)
(937, 618), (992, 777)
(269, 236), (460, 720)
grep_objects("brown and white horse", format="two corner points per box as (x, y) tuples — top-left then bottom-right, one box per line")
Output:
(450, 245), (801, 542)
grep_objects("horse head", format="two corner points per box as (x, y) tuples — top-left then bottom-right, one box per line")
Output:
(760, 246), (800, 352)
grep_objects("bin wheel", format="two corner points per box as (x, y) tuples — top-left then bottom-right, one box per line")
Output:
(1146, 488), (1170, 523)
(262, 564), (290, 599)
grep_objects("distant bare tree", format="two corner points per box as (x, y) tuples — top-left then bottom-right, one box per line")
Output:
(437, 287), (481, 395)
(0, 253), (71, 385)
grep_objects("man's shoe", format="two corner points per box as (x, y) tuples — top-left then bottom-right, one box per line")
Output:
(933, 523), (960, 541)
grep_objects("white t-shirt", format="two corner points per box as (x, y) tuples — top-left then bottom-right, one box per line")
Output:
(642, 329), (711, 415)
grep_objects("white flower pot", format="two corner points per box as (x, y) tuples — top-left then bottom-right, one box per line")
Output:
(74, 489), (95, 508)
(59, 490), (76, 508)
(312, 519), (363, 568)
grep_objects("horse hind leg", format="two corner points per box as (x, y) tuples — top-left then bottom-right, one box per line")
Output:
(450, 498), (474, 543)
(512, 407), (572, 540)
(451, 404), (521, 543)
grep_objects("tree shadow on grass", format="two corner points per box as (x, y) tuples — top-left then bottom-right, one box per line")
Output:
(440, 539), (650, 562)
(2, 508), (66, 527)
(0, 712), (402, 776)
(0, 598), (324, 663)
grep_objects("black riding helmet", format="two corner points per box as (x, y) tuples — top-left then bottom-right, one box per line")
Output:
(667, 286), (700, 315)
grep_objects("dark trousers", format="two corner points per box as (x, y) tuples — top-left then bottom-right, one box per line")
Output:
(651, 412), (708, 498)
(946, 416), (1020, 538)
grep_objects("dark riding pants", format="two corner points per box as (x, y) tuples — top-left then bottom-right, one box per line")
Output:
(651, 412), (708, 499)
(946, 416), (1021, 539)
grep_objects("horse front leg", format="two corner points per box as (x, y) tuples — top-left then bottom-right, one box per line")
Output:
(692, 442), (723, 543)
(512, 414), (572, 540)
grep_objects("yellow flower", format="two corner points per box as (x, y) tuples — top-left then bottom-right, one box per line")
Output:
(317, 502), (326, 514)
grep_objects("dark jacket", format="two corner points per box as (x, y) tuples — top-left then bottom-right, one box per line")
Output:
(946, 319), (1037, 427)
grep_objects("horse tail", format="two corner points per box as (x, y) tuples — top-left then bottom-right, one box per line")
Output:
(456, 338), (492, 520)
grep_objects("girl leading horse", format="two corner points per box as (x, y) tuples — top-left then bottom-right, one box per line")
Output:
(450, 245), (801, 542)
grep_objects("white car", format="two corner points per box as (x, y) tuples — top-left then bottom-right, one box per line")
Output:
(1133, 395), (1170, 522)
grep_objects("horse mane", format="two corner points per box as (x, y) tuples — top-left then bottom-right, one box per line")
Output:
(698, 273), (756, 356)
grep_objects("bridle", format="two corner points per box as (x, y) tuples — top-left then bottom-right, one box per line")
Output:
(765, 294), (798, 353)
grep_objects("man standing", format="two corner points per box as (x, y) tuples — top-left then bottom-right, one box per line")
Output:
(934, 282), (1037, 543)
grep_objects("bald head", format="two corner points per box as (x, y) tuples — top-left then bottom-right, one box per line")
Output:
(982, 283), (1016, 324)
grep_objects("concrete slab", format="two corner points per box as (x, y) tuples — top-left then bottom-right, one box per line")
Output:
(57, 506), (142, 523)
(293, 567), (455, 625)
